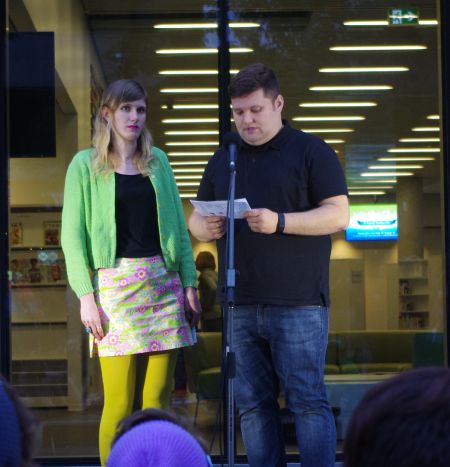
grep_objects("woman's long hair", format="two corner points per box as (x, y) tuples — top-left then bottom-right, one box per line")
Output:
(92, 79), (153, 176)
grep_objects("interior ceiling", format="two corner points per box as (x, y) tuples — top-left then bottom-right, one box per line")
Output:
(82, 0), (440, 197)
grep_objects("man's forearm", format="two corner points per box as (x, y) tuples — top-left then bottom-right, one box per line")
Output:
(284, 195), (349, 236)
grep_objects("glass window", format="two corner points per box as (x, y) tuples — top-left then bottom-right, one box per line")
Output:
(7, 1), (224, 462)
(227, 0), (444, 459)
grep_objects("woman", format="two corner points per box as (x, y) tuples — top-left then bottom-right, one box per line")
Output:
(61, 79), (201, 465)
(195, 251), (221, 331)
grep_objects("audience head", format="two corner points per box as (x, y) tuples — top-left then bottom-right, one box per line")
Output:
(344, 367), (450, 467)
(0, 375), (38, 467)
(195, 251), (216, 272)
(107, 408), (211, 467)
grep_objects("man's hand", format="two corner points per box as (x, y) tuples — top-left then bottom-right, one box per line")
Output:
(244, 208), (278, 234)
(184, 287), (202, 327)
(204, 215), (227, 239)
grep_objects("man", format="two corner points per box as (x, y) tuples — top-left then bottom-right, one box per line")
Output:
(344, 367), (450, 467)
(188, 63), (349, 467)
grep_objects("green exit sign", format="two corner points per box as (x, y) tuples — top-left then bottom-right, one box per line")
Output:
(388, 8), (419, 25)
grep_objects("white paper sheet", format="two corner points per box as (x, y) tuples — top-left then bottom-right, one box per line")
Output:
(190, 198), (251, 218)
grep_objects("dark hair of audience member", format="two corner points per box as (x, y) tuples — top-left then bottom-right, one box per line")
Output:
(195, 251), (216, 271)
(0, 374), (39, 467)
(344, 367), (450, 467)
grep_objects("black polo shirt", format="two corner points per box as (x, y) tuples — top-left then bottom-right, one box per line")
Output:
(196, 121), (348, 306)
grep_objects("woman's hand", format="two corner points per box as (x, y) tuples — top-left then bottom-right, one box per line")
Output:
(184, 287), (202, 327)
(80, 293), (104, 341)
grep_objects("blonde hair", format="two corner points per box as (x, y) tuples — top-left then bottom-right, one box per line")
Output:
(92, 79), (153, 176)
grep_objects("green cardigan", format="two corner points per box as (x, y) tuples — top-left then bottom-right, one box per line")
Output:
(61, 147), (197, 298)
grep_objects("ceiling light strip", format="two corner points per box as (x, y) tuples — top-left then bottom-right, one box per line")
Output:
(361, 172), (413, 177)
(162, 104), (219, 110)
(156, 48), (253, 54)
(154, 22), (260, 29)
(293, 116), (364, 121)
(330, 45), (427, 51)
(300, 102), (377, 108)
(343, 19), (437, 26)
(319, 67), (409, 73)
(412, 127), (440, 132)
(388, 148), (440, 153)
(162, 118), (219, 124)
(349, 191), (386, 195)
(378, 157), (435, 161)
(159, 69), (239, 75)
(309, 85), (392, 91)
(165, 131), (218, 135)
(160, 88), (218, 93)
(369, 165), (423, 169)
(399, 138), (440, 142)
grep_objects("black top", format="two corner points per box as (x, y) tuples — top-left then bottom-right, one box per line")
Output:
(115, 172), (161, 258)
(196, 121), (348, 306)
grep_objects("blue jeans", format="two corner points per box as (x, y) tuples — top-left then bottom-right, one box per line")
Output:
(232, 305), (336, 467)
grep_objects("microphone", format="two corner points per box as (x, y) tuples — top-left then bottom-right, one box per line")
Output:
(223, 132), (241, 170)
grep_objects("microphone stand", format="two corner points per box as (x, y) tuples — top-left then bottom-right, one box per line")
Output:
(224, 143), (237, 467)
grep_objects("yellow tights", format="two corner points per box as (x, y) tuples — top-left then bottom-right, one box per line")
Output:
(98, 350), (177, 466)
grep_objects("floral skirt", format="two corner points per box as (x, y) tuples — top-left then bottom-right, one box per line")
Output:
(91, 255), (194, 357)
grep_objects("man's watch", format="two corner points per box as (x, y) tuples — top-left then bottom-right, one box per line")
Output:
(276, 213), (285, 234)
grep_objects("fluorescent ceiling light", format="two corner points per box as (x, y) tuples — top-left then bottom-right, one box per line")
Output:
(166, 142), (218, 146)
(349, 186), (393, 189)
(168, 152), (213, 157)
(344, 20), (389, 26)
(172, 168), (205, 173)
(378, 157), (435, 162)
(388, 148), (439, 153)
(324, 139), (345, 143)
(309, 85), (392, 91)
(293, 116), (365, 121)
(412, 127), (440, 132)
(156, 47), (253, 54)
(369, 165), (423, 169)
(179, 193), (198, 198)
(300, 128), (354, 133)
(159, 69), (239, 75)
(349, 191), (386, 195)
(170, 161), (209, 165)
(330, 45), (427, 51)
(160, 88), (218, 93)
(361, 172), (413, 177)
(175, 175), (203, 180)
(162, 118), (218, 124)
(427, 114), (440, 120)
(154, 22), (259, 29)
(176, 182), (201, 186)
(360, 179), (397, 183)
(319, 66), (409, 73)
(300, 102), (377, 108)
(343, 19), (437, 26)
(162, 104), (219, 110)
(165, 131), (219, 136)
(399, 137), (439, 142)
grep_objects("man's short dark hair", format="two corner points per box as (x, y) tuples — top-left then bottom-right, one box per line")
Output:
(228, 63), (280, 100)
(344, 367), (450, 467)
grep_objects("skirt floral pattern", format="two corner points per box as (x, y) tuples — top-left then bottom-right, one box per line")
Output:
(91, 255), (194, 357)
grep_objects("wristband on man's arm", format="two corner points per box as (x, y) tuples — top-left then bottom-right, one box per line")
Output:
(276, 213), (285, 234)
